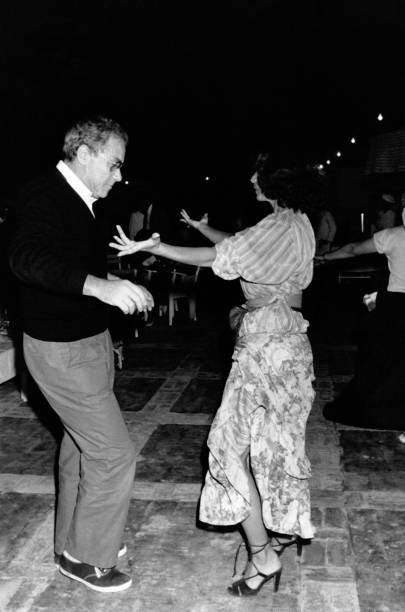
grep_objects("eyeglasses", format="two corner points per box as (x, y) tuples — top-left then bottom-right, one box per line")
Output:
(98, 151), (124, 172)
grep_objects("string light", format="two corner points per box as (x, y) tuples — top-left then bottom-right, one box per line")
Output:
(313, 110), (384, 168)
(204, 176), (210, 181)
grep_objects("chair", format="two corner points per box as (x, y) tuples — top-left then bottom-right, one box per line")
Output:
(112, 340), (124, 369)
(139, 268), (160, 327)
(165, 265), (200, 326)
(107, 253), (124, 275)
(106, 259), (144, 341)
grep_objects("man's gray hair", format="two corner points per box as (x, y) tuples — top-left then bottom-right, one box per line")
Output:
(63, 116), (128, 161)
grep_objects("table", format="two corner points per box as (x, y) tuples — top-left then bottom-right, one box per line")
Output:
(337, 266), (380, 284)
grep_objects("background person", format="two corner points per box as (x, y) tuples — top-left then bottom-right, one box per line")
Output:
(317, 214), (405, 437)
(110, 157), (324, 597)
(314, 207), (337, 255)
(370, 193), (398, 235)
(9, 116), (153, 593)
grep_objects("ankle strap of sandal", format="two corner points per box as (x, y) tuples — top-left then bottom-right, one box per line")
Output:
(250, 540), (272, 555)
(232, 539), (272, 577)
(232, 542), (245, 577)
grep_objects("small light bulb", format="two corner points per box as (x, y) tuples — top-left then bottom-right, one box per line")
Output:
(318, 164), (324, 170)
(326, 159), (331, 165)
(205, 176), (210, 181)
(377, 113), (383, 121)
(124, 180), (129, 185)
(336, 151), (341, 158)
(350, 137), (356, 144)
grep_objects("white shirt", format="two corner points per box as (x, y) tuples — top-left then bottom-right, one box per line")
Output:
(56, 160), (97, 217)
(374, 226), (405, 292)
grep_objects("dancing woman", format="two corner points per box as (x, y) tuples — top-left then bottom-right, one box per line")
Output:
(110, 157), (323, 596)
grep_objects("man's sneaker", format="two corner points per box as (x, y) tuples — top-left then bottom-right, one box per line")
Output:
(59, 554), (132, 592)
(55, 544), (127, 568)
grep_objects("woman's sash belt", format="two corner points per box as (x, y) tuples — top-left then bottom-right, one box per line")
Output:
(244, 292), (302, 311)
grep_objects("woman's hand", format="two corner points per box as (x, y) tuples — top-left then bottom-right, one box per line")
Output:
(180, 209), (208, 230)
(109, 225), (161, 257)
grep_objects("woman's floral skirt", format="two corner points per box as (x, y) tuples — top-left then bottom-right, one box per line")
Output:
(199, 332), (316, 539)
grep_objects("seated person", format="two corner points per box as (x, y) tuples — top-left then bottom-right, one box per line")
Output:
(315, 208), (337, 255)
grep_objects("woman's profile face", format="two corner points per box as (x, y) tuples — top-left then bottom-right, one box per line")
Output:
(250, 172), (278, 208)
(250, 172), (266, 201)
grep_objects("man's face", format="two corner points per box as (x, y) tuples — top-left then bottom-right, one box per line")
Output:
(84, 135), (126, 199)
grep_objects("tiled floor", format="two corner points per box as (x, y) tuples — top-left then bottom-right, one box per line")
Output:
(1, 300), (405, 611)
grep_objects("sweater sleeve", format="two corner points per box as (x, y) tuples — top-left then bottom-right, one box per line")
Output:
(9, 193), (88, 296)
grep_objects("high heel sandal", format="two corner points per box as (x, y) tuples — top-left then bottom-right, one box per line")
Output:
(271, 534), (303, 558)
(227, 540), (282, 597)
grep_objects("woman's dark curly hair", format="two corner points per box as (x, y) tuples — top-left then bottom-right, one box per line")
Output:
(254, 153), (326, 218)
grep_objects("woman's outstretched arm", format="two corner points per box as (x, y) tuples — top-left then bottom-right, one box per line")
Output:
(109, 226), (216, 267)
(180, 209), (232, 244)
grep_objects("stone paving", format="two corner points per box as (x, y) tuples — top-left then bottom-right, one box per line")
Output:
(0, 314), (405, 611)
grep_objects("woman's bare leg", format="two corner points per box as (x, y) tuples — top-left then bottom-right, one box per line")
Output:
(238, 467), (281, 589)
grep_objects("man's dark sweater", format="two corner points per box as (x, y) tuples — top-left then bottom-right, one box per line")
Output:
(9, 169), (109, 341)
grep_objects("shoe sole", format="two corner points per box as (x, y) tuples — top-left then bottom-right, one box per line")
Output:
(59, 567), (132, 593)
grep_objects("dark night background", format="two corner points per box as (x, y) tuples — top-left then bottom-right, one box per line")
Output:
(1, 0), (405, 226)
